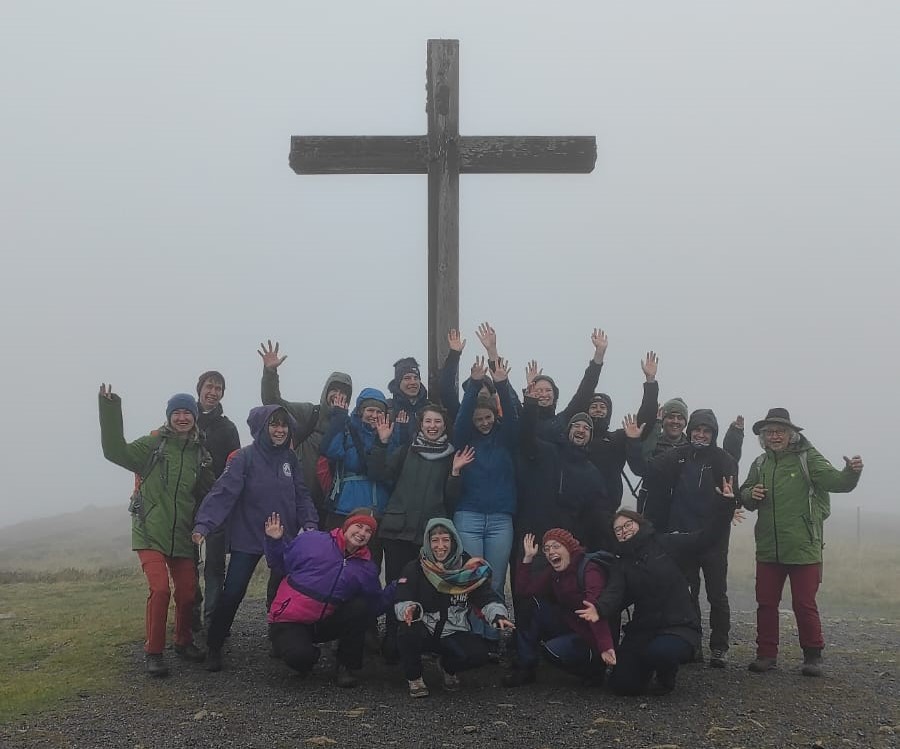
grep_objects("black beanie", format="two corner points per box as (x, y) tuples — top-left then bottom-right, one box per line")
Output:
(196, 370), (226, 395)
(393, 357), (421, 382)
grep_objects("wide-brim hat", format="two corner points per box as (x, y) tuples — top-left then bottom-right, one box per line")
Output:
(752, 407), (803, 435)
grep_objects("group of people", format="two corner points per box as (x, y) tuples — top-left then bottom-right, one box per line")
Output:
(98, 323), (864, 697)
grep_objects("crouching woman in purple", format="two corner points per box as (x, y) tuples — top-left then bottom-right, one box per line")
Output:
(395, 518), (515, 698)
(266, 510), (395, 688)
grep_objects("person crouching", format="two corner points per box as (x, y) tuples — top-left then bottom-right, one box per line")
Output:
(395, 518), (514, 698)
(265, 509), (394, 688)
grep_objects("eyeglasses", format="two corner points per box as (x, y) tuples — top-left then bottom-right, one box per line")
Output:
(542, 541), (565, 554)
(613, 519), (637, 538)
(761, 427), (787, 437)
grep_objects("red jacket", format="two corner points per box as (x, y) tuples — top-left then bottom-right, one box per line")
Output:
(515, 551), (614, 654)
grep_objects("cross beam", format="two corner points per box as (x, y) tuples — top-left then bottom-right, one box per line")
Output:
(289, 39), (596, 398)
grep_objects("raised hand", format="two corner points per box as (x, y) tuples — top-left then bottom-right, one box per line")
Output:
(493, 357), (510, 383)
(576, 600), (600, 623)
(258, 340), (287, 370)
(99, 383), (114, 400)
(715, 476), (735, 499)
(332, 392), (349, 411)
(452, 446), (476, 475)
(591, 328), (608, 363)
(522, 533), (538, 563)
(622, 413), (644, 440)
(447, 329), (466, 353)
(264, 512), (284, 540)
(525, 360), (542, 387)
(601, 649), (617, 667)
(395, 410), (410, 425)
(374, 412), (394, 443)
(750, 484), (767, 502)
(470, 355), (487, 381)
(843, 455), (864, 473)
(732, 415), (745, 430)
(641, 351), (658, 382)
(475, 322), (498, 359)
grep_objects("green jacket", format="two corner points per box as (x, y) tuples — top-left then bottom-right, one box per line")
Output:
(740, 436), (860, 564)
(368, 442), (454, 544)
(99, 394), (211, 558)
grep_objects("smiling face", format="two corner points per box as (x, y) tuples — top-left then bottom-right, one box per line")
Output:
(361, 406), (384, 426)
(588, 400), (608, 419)
(689, 425), (714, 446)
(613, 516), (639, 543)
(532, 379), (555, 408)
(268, 413), (290, 446)
(473, 407), (496, 435)
(343, 522), (373, 552)
(198, 378), (224, 411)
(662, 412), (686, 439)
(169, 409), (196, 434)
(568, 421), (592, 447)
(419, 409), (446, 440)
(429, 530), (452, 563)
(761, 425), (790, 452)
(542, 540), (571, 572)
(399, 372), (421, 398)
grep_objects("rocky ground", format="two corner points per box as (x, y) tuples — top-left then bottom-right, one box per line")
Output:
(2, 600), (897, 749)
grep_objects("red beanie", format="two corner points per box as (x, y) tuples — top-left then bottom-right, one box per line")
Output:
(342, 513), (378, 534)
(542, 528), (581, 555)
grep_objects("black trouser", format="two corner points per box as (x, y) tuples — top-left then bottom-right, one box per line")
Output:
(192, 527), (228, 630)
(382, 539), (421, 644)
(269, 597), (370, 673)
(397, 621), (490, 681)
(681, 533), (730, 651)
(608, 634), (694, 696)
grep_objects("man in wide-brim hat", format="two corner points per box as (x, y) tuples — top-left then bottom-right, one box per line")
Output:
(740, 407), (863, 678)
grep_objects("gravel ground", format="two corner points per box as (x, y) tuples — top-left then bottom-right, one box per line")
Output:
(3, 599), (897, 749)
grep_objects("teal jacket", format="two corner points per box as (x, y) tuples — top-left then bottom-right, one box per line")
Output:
(740, 436), (860, 565)
(100, 394), (212, 558)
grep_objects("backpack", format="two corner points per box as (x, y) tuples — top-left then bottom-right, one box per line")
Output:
(752, 449), (830, 520)
(576, 549), (616, 592)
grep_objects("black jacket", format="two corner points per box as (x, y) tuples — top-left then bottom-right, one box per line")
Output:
(198, 403), (241, 479)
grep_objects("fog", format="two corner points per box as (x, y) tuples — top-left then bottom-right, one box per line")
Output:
(1, 1), (896, 528)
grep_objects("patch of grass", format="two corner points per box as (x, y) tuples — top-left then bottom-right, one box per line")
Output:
(0, 577), (146, 723)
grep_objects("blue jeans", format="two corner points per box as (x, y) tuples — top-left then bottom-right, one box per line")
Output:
(515, 597), (603, 679)
(206, 551), (261, 650)
(453, 511), (513, 642)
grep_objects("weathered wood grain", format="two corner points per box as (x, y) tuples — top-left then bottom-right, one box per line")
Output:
(460, 136), (596, 173)
(289, 136), (428, 174)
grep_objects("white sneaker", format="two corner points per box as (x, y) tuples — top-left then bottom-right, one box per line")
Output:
(408, 678), (429, 698)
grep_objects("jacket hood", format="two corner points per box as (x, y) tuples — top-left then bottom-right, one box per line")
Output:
(354, 387), (388, 412)
(590, 393), (612, 433)
(533, 375), (560, 406)
(247, 404), (299, 449)
(422, 517), (464, 569)
(687, 408), (719, 444)
(320, 372), (353, 410)
(616, 518), (656, 557)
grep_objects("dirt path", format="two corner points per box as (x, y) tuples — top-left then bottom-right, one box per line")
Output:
(3, 602), (897, 749)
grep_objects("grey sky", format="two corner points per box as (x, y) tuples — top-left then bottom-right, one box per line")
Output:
(1, 1), (896, 527)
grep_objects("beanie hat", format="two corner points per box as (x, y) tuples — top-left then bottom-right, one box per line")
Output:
(532, 375), (560, 404)
(393, 357), (421, 381)
(662, 397), (689, 421)
(568, 412), (593, 430)
(342, 513), (378, 534)
(687, 408), (719, 439)
(196, 370), (225, 395)
(542, 528), (582, 555)
(166, 393), (199, 420)
(590, 392), (613, 413)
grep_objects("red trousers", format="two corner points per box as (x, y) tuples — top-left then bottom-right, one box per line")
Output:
(755, 561), (824, 658)
(137, 550), (196, 654)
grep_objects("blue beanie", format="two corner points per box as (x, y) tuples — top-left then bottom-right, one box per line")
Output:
(166, 393), (199, 420)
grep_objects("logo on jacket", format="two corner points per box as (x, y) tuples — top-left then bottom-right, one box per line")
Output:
(282, 462), (292, 477)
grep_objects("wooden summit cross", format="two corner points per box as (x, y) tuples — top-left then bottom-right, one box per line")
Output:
(289, 39), (596, 396)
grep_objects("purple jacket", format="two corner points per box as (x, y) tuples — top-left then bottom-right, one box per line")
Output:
(193, 405), (318, 554)
(266, 528), (395, 624)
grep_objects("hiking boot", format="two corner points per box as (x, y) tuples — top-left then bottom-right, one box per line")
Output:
(145, 653), (169, 678)
(648, 668), (677, 696)
(407, 678), (429, 698)
(438, 662), (460, 692)
(335, 663), (358, 688)
(174, 642), (206, 663)
(205, 647), (223, 672)
(801, 648), (823, 677)
(708, 648), (729, 669)
(502, 665), (536, 688)
(748, 656), (777, 673)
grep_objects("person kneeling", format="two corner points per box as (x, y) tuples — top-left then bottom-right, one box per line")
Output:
(504, 529), (616, 688)
(265, 509), (394, 688)
(396, 518), (514, 698)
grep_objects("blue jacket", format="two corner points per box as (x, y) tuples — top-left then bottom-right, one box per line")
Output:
(321, 388), (396, 516)
(193, 405), (318, 555)
(447, 378), (519, 515)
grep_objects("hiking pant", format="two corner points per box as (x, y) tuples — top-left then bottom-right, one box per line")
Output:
(136, 550), (195, 654)
(381, 539), (421, 647)
(682, 533), (730, 651)
(453, 510), (513, 643)
(191, 527), (227, 630)
(515, 597), (605, 681)
(397, 621), (490, 681)
(270, 597), (369, 673)
(755, 561), (824, 658)
(206, 551), (281, 651)
(608, 634), (694, 696)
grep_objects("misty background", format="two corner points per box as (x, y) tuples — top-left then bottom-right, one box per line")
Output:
(1, 2), (897, 530)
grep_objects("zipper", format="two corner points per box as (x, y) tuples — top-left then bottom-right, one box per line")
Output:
(770, 453), (779, 563)
(318, 538), (348, 623)
(169, 440), (188, 556)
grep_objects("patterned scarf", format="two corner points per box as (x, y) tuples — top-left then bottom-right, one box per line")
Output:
(409, 430), (454, 460)
(420, 554), (492, 595)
